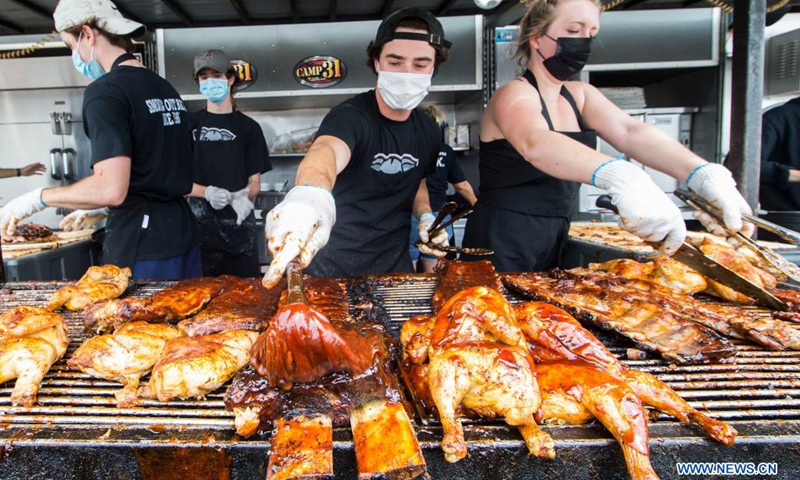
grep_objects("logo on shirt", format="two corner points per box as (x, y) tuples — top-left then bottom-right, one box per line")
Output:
(436, 151), (446, 168)
(370, 153), (419, 175)
(145, 98), (186, 127)
(194, 127), (237, 141)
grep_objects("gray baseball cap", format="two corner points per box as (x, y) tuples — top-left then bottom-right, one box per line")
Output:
(193, 49), (232, 76)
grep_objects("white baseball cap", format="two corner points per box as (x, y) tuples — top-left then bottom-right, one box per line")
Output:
(54, 0), (145, 37)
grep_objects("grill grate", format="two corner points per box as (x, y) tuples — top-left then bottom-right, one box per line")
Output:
(0, 281), (234, 430)
(1, 277), (800, 433)
(371, 277), (800, 424)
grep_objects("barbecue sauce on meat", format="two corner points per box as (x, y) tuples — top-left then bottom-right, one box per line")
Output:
(250, 304), (374, 387)
(250, 277), (374, 387)
(432, 260), (503, 312)
(227, 322), (403, 432)
(177, 280), (281, 336)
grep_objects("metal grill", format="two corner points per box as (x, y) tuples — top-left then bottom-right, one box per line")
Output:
(1, 276), (800, 432)
(371, 277), (800, 424)
(0, 281), (235, 430)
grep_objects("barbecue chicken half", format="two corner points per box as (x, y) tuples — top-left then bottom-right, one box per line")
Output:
(536, 360), (659, 480)
(699, 239), (778, 304)
(514, 301), (737, 446)
(402, 286), (553, 463)
(68, 321), (184, 407)
(0, 306), (69, 406)
(140, 329), (259, 402)
(46, 265), (131, 311)
(590, 256), (707, 296)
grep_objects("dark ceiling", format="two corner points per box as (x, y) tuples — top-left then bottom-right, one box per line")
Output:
(0, 0), (798, 37)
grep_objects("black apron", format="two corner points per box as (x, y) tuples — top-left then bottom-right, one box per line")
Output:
(462, 70), (597, 272)
(102, 53), (196, 269)
(190, 110), (259, 277)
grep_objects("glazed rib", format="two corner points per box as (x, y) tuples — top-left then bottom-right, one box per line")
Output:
(178, 280), (282, 336)
(298, 277), (352, 323)
(432, 260), (503, 312)
(83, 275), (243, 334)
(580, 269), (800, 351)
(225, 281), (405, 437)
(503, 270), (736, 363)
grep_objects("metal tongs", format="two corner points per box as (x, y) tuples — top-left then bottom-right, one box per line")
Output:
(675, 188), (800, 284)
(596, 194), (789, 310)
(415, 202), (493, 256)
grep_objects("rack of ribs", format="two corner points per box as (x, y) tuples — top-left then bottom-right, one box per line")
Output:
(503, 270), (737, 363)
(431, 260), (503, 312)
(177, 279), (283, 336)
(225, 277), (424, 480)
(83, 275), (242, 334)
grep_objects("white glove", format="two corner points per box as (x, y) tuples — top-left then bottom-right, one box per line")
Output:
(686, 163), (754, 240)
(0, 187), (47, 236)
(230, 188), (254, 226)
(593, 160), (686, 255)
(417, 212), (450, 258)
(59, 207), (108, 231)
(262, 185), (336, 289)
(204, 185), (232, 210)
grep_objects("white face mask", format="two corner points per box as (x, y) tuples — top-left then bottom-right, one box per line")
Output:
(376, 69), (432, 111)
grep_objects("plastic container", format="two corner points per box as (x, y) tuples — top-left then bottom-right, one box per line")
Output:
(289, 127), (318, 153)
(270, 133), (292, 154)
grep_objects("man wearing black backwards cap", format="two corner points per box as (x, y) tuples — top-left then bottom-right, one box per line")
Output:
(0, 0), (200, 279)
(262, 8), (452, 286)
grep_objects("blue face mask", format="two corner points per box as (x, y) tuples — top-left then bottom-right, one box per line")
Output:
(199, 78), (230, 105)
(72, 33), (106, 80)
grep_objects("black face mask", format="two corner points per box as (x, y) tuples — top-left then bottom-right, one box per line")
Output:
(538, 35), (593, 81)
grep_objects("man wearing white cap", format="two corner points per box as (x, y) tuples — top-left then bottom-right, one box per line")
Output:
(0, 0), (201, 279)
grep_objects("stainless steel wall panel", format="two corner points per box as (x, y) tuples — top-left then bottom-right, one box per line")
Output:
(159, 15), (481, 100)
(0, 87), (85, 124)
(587, 9), (720, 71)
(0, 56), (89, 91)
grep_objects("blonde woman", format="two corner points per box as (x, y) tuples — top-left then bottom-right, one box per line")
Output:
(463, 0), (752, 271)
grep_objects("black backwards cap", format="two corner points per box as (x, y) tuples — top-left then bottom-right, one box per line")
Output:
(374, 8), (452, 53)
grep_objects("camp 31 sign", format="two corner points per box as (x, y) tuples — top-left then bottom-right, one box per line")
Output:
(293, 55), (347, 88)
(231, 59), (258, 91)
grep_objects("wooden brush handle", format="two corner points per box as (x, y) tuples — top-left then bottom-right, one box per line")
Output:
(286, 258), (307, 305)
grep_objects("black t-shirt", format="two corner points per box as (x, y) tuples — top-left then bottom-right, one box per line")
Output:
(189, 109), (272, 191)
(83, 66), (193, 202)
(307, 90), (440, 277)
(427, 143), (466, 212)
(82, 62), (196, 263)
(759, 97), (800, 211)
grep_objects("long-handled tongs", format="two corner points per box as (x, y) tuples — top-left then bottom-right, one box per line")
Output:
(675, 188), (800, 284)
(416, 201), (493, 256)
(596, 194), (788, 310)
